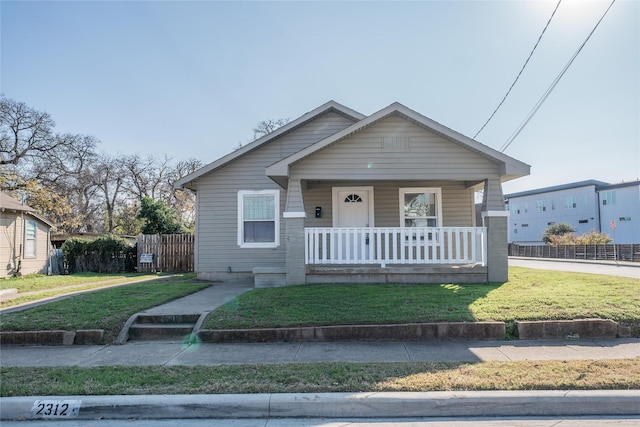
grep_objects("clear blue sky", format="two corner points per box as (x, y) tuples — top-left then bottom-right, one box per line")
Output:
(2, 0), (638, 194)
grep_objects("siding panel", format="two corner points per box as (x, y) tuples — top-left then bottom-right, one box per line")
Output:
(195, 112), (356, 273)
(290, 116), (501, 180)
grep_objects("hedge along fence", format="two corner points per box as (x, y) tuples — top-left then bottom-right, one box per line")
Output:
(61, 235), (137, 274)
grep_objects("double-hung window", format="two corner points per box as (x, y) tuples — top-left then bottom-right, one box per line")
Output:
(399, 188), (442, 228)
(24, 220), (37, 258)
(237, 190), (280, 248)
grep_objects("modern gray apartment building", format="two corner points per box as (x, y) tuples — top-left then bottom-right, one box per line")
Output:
(504, 180), (640, 244)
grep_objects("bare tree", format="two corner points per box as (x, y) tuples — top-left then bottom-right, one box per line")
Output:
(93, 153), (127, 233)
(252, 118), (290, 141)
(32, 133), (102, 233)
(0, 96), (60, 166)
(167, 157), (203, 231)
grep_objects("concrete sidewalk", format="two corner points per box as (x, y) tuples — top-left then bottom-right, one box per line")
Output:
(2, 338), (639, 367)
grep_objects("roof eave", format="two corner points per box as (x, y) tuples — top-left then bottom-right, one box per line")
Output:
(267, 102), (531, 180)
(175, 101), (365, 189)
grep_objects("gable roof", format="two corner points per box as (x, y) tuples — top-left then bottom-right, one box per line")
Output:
(0, 191), (35, 213)
(265, 102), (530, 183)
(0, 191), (54, 227)
(175, 101), (365, 190)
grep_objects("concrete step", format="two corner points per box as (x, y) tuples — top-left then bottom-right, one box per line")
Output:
(134, 314), (200, 324)
(128, 323), (196, 341)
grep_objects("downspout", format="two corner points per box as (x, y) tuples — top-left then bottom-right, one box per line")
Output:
(47, 227), (52, 275)
(17, 211), (24, 274)
(596, 190), (602, 233)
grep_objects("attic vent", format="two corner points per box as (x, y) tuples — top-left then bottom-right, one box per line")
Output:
(383, 136), (411, 152)
(344, 194), (363, 203)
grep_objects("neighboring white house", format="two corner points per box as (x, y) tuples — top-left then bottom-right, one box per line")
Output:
(176, 101), (530, 286)
(504, 180), (640, 244)
(1, 192), (54, 277)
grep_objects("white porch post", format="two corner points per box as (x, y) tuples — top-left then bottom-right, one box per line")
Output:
(482, 178), (509, 282)
(284, 178), (306, 285)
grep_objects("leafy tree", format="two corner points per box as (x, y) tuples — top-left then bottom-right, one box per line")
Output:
(541, 222), (575, 243)
(112, 203), (144, 235)
(137, 196), (183, 234)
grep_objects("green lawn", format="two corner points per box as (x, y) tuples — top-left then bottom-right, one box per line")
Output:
(205, 267), (640, 331)
(0, 274), (210, 342)
(0, 272), (158, 292)
(0, 272), (166, 308)
(2, 359), (639, 397)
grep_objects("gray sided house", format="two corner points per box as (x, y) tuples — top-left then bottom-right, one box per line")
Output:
(176, 101), (530, 286)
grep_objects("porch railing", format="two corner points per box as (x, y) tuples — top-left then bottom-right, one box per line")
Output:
(305, 227), (487, 266)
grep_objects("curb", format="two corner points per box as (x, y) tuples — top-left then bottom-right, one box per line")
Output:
(2, 390), (639, 420)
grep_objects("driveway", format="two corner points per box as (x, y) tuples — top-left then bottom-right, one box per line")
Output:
(509, 257), (639, 279)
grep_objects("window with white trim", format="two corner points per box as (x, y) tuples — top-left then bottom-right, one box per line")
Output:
(399, 188), (442, 227)
(25, 220), (37, 258)
(237, 190), (280, 248)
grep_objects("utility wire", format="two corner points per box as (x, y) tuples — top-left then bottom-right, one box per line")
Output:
(500, 0), (616, 153)
(474, 0), (563, 139)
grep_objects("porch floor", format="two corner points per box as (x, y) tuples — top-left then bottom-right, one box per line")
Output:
(306, 263), (488, 284)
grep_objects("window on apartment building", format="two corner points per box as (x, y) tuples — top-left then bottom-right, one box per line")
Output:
(510, 203), (519, 215)
(565, 195), (577, 209)
(524, 202), (528, 213)
(578, 219), (589, 224)
(24, 220), (37, 258)
(237, 190), (280, 248)
(602, 191), (616, 206)
(536, 200), (546, 212)
(551, 199), (556, 210)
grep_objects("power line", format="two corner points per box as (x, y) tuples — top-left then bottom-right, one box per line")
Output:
(500, 0), (616, 153)
(474, 0), (563, 139)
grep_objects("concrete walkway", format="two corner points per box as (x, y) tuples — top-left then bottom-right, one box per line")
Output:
(2, 338), (639, 367)
(142, 279), (253, 315)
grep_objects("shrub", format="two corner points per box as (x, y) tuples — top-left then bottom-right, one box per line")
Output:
(549, 229), (612, 246)
(61, 235), (136, 273)
(541, 222), (575, 243)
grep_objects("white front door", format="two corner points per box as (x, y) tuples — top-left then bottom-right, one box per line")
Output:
(332, 187), (374, 262)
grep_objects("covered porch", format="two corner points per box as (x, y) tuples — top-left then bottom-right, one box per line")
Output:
(271, 178), (504, 286)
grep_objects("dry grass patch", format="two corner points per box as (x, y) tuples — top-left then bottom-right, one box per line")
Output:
(2, 359), (639, 396)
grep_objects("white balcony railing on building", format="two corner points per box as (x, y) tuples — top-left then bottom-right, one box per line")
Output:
(304, 227), (487, 266)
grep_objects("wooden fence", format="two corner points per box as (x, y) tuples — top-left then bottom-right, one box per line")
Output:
(509, 243), (640, 263)
(137, 234), (195, 273)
